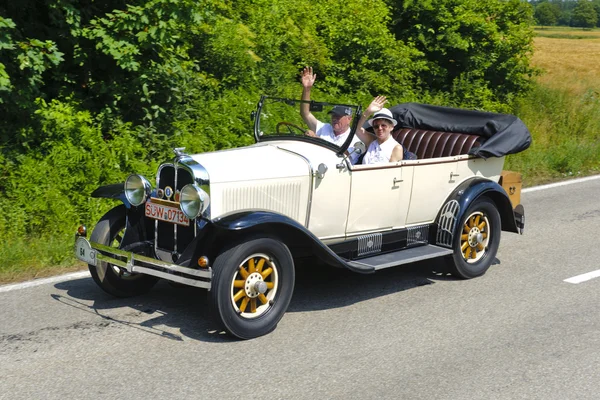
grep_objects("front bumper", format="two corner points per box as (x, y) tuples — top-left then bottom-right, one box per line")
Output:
(75, 237), (211, 289)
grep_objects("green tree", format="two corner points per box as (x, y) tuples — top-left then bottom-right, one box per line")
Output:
(535, 2), (561, 26)
(592, 0), (600, 26)
(571, 0), (598, 28)
(386, 0), (536, 108)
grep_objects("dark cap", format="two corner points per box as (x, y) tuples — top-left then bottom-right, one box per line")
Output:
(328, 105), (352, 117)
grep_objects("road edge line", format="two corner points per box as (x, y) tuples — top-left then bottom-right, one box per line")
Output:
(522, 174), (600, 193)
(0, 271), (90, 293)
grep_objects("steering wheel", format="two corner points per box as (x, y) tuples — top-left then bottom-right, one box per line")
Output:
(276, 121), (306, 135)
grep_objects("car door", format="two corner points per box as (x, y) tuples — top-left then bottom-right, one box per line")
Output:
(405, 157), (459, 224)
(345, 163), (413, 236)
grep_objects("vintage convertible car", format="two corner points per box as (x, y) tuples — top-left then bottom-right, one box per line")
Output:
(74, 96), (530, 339)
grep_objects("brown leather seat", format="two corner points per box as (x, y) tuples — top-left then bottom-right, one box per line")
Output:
(393, 128), (482, 159)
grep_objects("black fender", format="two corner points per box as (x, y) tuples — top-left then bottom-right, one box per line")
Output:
(91, 183), (131, 208)
(205, 211), (374, 274)
(91, 184), (155, 251)
(438, 177), (519, 237)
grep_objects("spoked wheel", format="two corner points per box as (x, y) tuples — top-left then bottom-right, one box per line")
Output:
(209, 238), (295, 339)
(88, 205), (158, 297)
(447, 197), (501, 279)
(276, 121), (306, 135)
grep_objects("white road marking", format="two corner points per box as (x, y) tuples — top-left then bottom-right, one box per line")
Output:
(2, 174), (600, 293)
(522, 174), (600, 193)
(564, 270), (600, 284)
(0, 271), (90, 293)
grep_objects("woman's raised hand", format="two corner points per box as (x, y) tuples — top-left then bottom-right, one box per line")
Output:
(365, 95), (388, 115)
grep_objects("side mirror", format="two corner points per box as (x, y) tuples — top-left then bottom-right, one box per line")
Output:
(352, 142), (366, 155)
(337, 142), (366, 169)
(315, 163), (328, 179)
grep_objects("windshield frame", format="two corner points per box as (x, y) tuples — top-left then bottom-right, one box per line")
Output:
(253, 95), (362, 157)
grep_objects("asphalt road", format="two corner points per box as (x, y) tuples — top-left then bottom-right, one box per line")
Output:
(2, 177), (600, 400)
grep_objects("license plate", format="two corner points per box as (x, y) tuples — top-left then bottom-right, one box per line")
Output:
(145, 201), (190, 226)
(75, 237), (97, 265)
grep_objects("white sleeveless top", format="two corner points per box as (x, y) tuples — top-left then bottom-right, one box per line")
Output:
(362, 137), (400, 164)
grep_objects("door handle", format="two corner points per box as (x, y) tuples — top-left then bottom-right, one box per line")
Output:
(393, 177), (403, 185)
(449, 172), (460, 180)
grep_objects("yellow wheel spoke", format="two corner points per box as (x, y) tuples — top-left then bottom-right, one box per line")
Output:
(248, 258), (256, 274)
(233, 289), (245, 302)
(258, 293), (268, 305)
(476, 243), (485, 252)
(464, 247), (471, 259)
(265, 282), (274, 289)
(471, 249), (477, 259)
(463, 225), (470, 234)
(474, 215), (481, 226)
(256, 258), (265, 273)
(240, 296), (249, 312)
(478, 221), (487, 231)
(250, 298), (257, 313)
(461, 241), (470, 252)
(233, 280), (246, 288)
(481, 232), (488, 239)
(461, 234), (469, 241)
(238, 266), (249, 279)
(261, 267), (273, 279)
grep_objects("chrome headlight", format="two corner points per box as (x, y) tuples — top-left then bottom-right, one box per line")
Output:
(124, 174), (151, 206)
(180, 184), (210, 219)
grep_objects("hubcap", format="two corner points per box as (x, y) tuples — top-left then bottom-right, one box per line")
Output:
(460, 212), (490, 263)
(230, 253), (279, 319)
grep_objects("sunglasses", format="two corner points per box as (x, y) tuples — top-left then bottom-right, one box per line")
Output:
(373, 123), (391, 129)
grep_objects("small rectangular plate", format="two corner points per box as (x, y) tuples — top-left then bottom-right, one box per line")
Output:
(145, 201), (190, 226)
(75, 237), (97, 265)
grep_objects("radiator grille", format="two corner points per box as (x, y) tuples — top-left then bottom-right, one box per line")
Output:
(153, 165), (195, 253)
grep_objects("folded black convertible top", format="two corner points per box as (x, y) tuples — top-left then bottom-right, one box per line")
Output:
(386, 103), (532, 159)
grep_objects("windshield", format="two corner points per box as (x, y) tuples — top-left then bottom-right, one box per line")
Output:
(253, 96), (362, 154)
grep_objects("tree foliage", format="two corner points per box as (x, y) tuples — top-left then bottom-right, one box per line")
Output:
(571, 0), (598, 27)
(535, 2), (561, 26)
(386, 0), (536, 109)
(0, 0), (537, 253)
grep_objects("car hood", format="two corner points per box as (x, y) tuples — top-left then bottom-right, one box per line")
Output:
(190, 143), (310, 184)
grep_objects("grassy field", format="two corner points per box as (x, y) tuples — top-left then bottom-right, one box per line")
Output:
(504, 27), (600, 184)
(2, 26), (600, 284)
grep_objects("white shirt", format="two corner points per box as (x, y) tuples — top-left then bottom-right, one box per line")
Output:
(362, 136), (400, 164)
(315, 121), (361, 165)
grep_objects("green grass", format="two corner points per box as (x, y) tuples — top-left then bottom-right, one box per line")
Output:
(0, 233), (87, 284)
(506, 84), (600, 184)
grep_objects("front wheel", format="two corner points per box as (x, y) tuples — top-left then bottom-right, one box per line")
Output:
(447, 197), (501, 279)
(209, 238), (295, 339)
(88, 205), (158, 297)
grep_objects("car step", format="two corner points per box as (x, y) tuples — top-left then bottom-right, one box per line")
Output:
(346, 245), (453, 271)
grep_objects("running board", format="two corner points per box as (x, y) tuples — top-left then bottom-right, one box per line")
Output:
(346, 245), (453, 271)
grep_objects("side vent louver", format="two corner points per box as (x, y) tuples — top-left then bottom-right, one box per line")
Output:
(436, 200), (460, 248)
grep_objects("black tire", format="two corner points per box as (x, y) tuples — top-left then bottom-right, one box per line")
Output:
(88, 205), (158, 297)
(209, 238), (295, 339)
(447, 197), (501, 279)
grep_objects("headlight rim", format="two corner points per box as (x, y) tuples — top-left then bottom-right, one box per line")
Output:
(180, 184), (210, 219)
(124, 174), (152, 207)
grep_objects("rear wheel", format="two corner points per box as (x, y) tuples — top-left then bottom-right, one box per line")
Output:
(447, 197), (501, 279)
(209, 238), (295, 339)
(88, 205), (158, 297)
